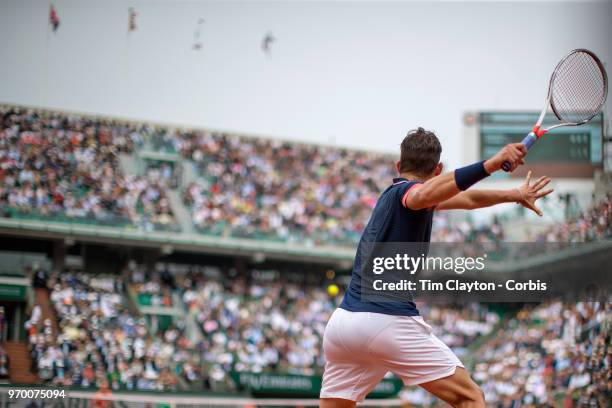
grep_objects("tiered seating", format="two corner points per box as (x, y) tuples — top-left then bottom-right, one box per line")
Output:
(535, 195), (612, 242)
(130, 264), (498, 390)
(0, 107), (177, 231)
(3, 105), (611, 248)
(473, 301), (611, 406)
(29, 271), (187, 390)
(22, 258), (611, 404)
(178, 132), (394, 246)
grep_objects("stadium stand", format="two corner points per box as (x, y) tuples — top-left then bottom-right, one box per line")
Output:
(0, 107), (177, 232)
(533, 196), (612, 242)
(21, 253), (611, 405)
(29, 270), (185, 390)
(178, 267), (337, 380)
(473, 301), (611, 406)
(19, 260), (503, 394)
(178, 132), (394, 245)
(1, 105), (611, 405)
(2, 105), (611, 248)
(0, 105), (395, 245)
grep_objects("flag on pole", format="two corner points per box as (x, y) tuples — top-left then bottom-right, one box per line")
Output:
(192, 18), (205, 50)
(262, 31), (276, 55)
(49, 4), (60, 32)
(128, 7), (138, 32)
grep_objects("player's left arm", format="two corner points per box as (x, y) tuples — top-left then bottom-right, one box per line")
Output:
(437, 171), (553, 216)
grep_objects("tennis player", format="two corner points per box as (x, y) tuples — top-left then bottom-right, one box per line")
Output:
(320, 128), (553, 408)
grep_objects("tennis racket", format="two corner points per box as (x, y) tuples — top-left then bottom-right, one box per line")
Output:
(502, 49), (608, 172)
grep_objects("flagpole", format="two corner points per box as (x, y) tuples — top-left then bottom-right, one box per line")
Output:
(122, 8), (131, 115)
(41, 2), (52, 107)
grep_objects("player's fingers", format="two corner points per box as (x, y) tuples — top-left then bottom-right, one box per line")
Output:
(533, 205), (543, 217)
(514, 144), (528, 156)
(533, 177), (551, 190)
(507, 145), (515, 154)
(525, 171), (533, 186)
(507, 150), (520, 164)
(512, 156), (523, 168)
(525, 202), (543, 216)
(531, 176), (545, 189)
(513, 146), (525, 160)
(507, 146), (520, 160)
(536, 188), (554, 198)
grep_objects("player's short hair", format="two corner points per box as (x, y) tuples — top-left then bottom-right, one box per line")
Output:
(399, 127), (442, 177)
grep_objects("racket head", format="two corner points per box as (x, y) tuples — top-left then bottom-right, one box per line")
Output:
(548, 49), (608, 125)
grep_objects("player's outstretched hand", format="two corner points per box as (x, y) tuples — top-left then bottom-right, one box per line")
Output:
(516, 171), (554, 217)
(484, 143), (527, 173)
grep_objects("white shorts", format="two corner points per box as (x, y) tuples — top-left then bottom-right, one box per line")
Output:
(320, 308), (464, 402)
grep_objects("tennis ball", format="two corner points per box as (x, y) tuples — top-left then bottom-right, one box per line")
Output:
(327, 284), (339, 297)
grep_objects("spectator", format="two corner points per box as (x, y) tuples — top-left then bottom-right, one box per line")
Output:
(31, 264), (48, 289)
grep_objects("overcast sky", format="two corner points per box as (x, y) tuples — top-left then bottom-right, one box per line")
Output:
(0, 0), (610, 167)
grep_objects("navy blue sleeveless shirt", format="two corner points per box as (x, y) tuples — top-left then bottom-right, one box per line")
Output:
(339, 178), (434, 316)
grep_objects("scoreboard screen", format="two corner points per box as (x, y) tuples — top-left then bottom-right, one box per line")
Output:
(479, 112), (603, 176)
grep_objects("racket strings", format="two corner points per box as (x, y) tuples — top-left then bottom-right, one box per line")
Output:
(550, 50), (606, 124)
(563, 54), (604, 111)
(556, 58), (602, 120)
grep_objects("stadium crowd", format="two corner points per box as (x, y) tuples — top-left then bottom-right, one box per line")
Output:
(0, 107), (176, 231)
(128, 262), (175, 307)
(179, 269), (335, 385)
(2, 106), (612, 248)
(16, 257), (611, 403)
(127, 117), (612, 247)
(144, 160), (182, 190)
(473, 301), (611, 407)
(26, 270), (190, 390)
(140, 122), (504, 246)
(137, 264), (499, 390)
(2, 106), (609, 402)
(419, 303), (499, 359)
(20, 260), (504, 393)
(180, 131), (392, 245)
(535, 195), (612, 243)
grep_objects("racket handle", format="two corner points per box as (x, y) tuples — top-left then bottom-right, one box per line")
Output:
(501, 132), (538, 172)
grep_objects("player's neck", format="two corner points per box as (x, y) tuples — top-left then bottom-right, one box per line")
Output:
(399, 172), (433, 181)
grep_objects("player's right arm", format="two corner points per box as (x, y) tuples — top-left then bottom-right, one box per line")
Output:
(403, 143), (527, 210)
